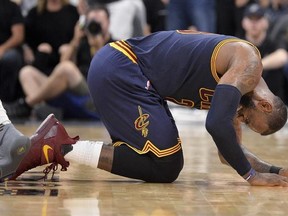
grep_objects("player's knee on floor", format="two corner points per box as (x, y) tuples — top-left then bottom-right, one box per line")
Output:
(112, 145), (184, 183)
(149, 150), (184, 183)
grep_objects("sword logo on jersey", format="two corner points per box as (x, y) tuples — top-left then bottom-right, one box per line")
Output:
(134, 106), (150, 137)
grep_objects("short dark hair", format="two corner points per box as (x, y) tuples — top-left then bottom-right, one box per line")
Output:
(86, 3), (110, 19)
(262, 96), (287, 135)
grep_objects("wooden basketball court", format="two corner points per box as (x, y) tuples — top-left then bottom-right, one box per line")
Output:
(1, 108), (288, 216)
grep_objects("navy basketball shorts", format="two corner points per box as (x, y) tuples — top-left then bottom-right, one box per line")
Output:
(87, 44), (182, 158)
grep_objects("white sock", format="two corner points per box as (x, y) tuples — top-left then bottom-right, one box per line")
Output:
(65, 141), (103, 168)
(0, 100), (11, 125)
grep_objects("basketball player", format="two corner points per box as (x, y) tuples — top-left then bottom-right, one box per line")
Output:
(9, 30), (288, 186)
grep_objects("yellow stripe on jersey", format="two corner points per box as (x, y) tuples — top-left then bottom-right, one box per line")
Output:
(113, 138), (182, 158)
(210, 38), (261, 83)
(110, 40), (138, 64)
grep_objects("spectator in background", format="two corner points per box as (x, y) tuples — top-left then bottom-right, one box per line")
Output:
(261, 0), (288, 46)
(13, 0), (37, 16)
(88, 0), (148, 39)
(217, 0), (254, 37)
(4, 4), (114, 121)
(22, 0), (79, 76)
(217, 0), (237, 36)
(143, 0), (167, 33)
(258, 0), (288, 24)
(2, 0), (79, 118)
(0, 0), (25, 103)
(219, 0), (288, 38)
(61, 3), (115, 77)
(266, 0), (288, 104)
(241, 3), (288, 103)
(166, 0), (216, 33)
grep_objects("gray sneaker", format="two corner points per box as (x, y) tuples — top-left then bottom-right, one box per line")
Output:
(0, 123), (31, 181)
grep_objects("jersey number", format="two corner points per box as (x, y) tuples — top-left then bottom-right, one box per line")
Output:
(166, 88), (214, 110)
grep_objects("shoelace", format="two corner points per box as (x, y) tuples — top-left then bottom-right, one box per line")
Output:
(42, 163), (59, 180)
(41, 161), (70, 181)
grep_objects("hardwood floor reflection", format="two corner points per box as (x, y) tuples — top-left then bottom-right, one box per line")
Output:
(1, 110), (288, 216)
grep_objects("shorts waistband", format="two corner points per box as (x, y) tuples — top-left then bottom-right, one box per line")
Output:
(109, 40), (138, 64)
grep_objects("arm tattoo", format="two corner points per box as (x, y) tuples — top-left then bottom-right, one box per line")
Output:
(218, 146), (272, 173)
(241, 146), (271, 173)
(235, 60), (260, 94)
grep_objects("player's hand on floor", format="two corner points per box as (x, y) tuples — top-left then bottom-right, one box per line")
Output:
(247, 172), (288, 186)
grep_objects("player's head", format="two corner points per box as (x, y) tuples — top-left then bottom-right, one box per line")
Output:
(238, 93), (287, 135)
(37, 0), (69, 14)
(262, 96), (287, 135)
(85, 4), (110, 37)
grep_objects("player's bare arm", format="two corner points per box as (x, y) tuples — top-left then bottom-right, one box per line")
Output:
(218, 145), (288, 185)
(216, 41), (262, 95)
(234, 117), (277, 173)
(241, 146), (276, 173)
(217, 118), (273, 173)
(218, 145), (280, 174)
(207, 41), (288, 186)
(218, 149), (272, 173)
(206, 41), (263, 180)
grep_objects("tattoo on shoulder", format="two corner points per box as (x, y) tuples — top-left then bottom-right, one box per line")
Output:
(236, 60), (260, 94)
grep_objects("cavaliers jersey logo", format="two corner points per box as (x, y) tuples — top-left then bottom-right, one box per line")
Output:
(134, 106), (149, 137)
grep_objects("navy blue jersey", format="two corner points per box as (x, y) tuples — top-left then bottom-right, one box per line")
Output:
(126, 30), (243, 109)
(87, 30), (258, 158)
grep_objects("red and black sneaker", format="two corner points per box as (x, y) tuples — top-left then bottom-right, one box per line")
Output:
(9, 114), (79, 180)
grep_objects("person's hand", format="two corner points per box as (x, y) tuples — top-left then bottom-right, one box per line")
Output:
(248, 171), (288, 186)
(23, 45), (35, 64)
(38, 43), (53, 54)
(73, 21), (85, 43)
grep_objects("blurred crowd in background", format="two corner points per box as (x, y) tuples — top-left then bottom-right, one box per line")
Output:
(1, 0), (288, 121)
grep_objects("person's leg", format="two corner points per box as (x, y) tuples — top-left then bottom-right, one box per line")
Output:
(0, 100), (10, 125)
(20, 61), (83, 106)
(45, 87), (99, 120)
(65, 100), (184, 182)
(11, 45), (184, 182)
(187, 0), (216, 32)
(76, 44), (184, 182)
(0, 100), (30, 181)
(2, 65), (48, 118)
(19, 65), (47, 99)
(9, 113), (79, 180)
